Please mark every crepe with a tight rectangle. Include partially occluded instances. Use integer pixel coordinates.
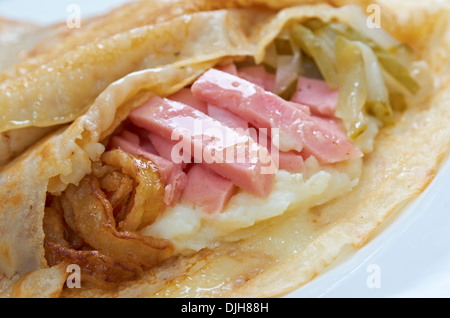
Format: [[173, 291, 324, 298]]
[[0, 0, 449, 298]]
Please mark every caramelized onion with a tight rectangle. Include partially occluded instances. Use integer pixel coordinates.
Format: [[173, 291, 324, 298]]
[[63, 174, 173, 267], [43, 206, 70, 267], [45, 241, 143, 290], [43, 204, 141, 290], [99, 170, 134, 210], [43, 149, 171, 289], [101, 149, 165, 231]]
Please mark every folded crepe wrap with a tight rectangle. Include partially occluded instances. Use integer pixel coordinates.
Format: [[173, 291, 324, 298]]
[[0, 0, 449, 297]]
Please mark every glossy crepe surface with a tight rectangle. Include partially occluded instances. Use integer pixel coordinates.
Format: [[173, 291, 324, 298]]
[[0, 0, 449, 297]]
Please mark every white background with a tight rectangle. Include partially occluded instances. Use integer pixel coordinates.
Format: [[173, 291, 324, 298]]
[[1, 0, 450, 298], [0, 0, 132, 25]]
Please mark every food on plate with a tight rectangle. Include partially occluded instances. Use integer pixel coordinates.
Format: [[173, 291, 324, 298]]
[[0, 0, 449, 298]]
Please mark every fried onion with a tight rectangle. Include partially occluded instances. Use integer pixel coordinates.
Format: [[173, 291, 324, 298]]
[[64, 174, 173, 267], [43, 200, 142, 289], [45, 241, 143, 290], [43, 150, 172, 289], [101, 149, 165, 231]]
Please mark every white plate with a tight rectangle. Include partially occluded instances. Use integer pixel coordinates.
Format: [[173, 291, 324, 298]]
[[1, 0, 449, 298]]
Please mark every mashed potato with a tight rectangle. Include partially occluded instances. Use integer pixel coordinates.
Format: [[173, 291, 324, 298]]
[[140, 156, 363, 254]]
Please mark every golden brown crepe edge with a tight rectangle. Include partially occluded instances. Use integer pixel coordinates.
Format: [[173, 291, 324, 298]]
[[0, 0, 448, 295]]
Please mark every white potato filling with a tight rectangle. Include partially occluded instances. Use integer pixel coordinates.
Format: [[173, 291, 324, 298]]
[[140, 156, 363, 254]]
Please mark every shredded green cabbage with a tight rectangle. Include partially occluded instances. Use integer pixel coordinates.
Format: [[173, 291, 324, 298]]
[[261, 17, 428, 139], [272, 29, 301, 100], [287, 19, 424, 138], [335, 36, 368, 138], [327, 22, 420, 95], [290, 23, 338, 90]]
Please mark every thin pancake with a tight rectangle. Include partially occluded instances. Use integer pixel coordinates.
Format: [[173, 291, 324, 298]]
[[0, 0, 449, 298]]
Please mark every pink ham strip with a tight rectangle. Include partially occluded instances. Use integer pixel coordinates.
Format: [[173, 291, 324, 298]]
[[182, 164, 236, 214], [129, 96, 275, 198], [290, 77, 338, 117], [216, 63, 238, 76], [149, 132, 236, 213], [237, 65, 276, 93], [237, 65, 311, 115], [125, 126, 159, 154], [168, 88, 208, 114], [208, 64, 249, 131], [191, 69, 362, 165], [148, 133, 189, 170], [278, 151, 304, 173], [207, 67, 304, 173], [150, 110, 302, 173], [207, 104, 249, 131], [148, 133, 177, 163], [120, 130, 140, 145], [267, 140, 305, 174], [259, 130, 304, 173], [109, 135, 187, 206], [238, 65, 338, 117]]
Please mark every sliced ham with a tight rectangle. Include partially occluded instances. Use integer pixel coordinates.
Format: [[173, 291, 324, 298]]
[[120, 130, 140, 145], [129, 96, 275, 198], [182, 164, 236, 214], [207, 66, 250, 131], [109, 135, 187, 206], [237, 65, 276, 93], [163, 164, 188, 206], [191, 69, 363, 165], [313, 116, 348, 140], [216, 63, 238, 76], [148, 133, 177, 162], [259, 130, 304, 173], [277, 151, 305, 173], [168, 87, 208, 114], [290, 77, 338, 117], [238, 65, 311, 115], [148, 133, 189, 169], [125, 126, 158, 154], [149, 132, 239, 212], [207, 104, 249, 131]]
